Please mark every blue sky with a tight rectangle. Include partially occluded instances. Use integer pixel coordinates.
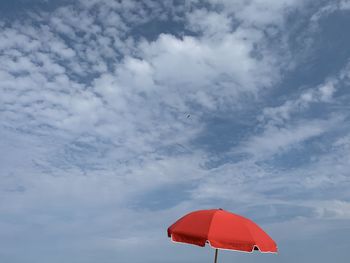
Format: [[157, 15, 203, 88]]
[[1, 0, 350, 262]]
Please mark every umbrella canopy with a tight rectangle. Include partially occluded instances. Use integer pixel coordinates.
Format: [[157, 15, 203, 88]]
[[167, 208, 277, 261]]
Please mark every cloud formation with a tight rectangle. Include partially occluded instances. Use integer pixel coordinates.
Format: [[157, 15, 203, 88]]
[[1, 1, 350, 263]]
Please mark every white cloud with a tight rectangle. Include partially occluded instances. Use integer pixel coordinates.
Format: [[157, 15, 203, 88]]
[[186, 9, 232, 38], [314, 200, 350, 219], [240, 119, 332, 158], [311, 0, 350, 23], [260, 80, 337, 125], [192, 0, 306, 28], [138, 31, 278, 110], [247, 62, 350, 159]]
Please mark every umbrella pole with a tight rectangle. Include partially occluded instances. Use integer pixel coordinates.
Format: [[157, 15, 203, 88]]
[[214, 249, 219, 263]]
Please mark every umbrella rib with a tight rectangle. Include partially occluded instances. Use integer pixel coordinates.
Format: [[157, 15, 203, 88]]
[[206, 209, 220, 247]]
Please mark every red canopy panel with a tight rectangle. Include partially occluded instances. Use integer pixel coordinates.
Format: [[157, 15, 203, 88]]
[[168, 209, 277, 253]]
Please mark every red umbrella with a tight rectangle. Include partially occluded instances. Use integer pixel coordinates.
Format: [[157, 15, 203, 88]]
[[167, 208, 277, 263]]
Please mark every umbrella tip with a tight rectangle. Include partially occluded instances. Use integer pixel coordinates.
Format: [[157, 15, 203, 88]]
[[218, 208, 223, 210]]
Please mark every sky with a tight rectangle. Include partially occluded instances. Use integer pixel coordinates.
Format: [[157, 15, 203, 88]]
[[0, 0, 350, 262]]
